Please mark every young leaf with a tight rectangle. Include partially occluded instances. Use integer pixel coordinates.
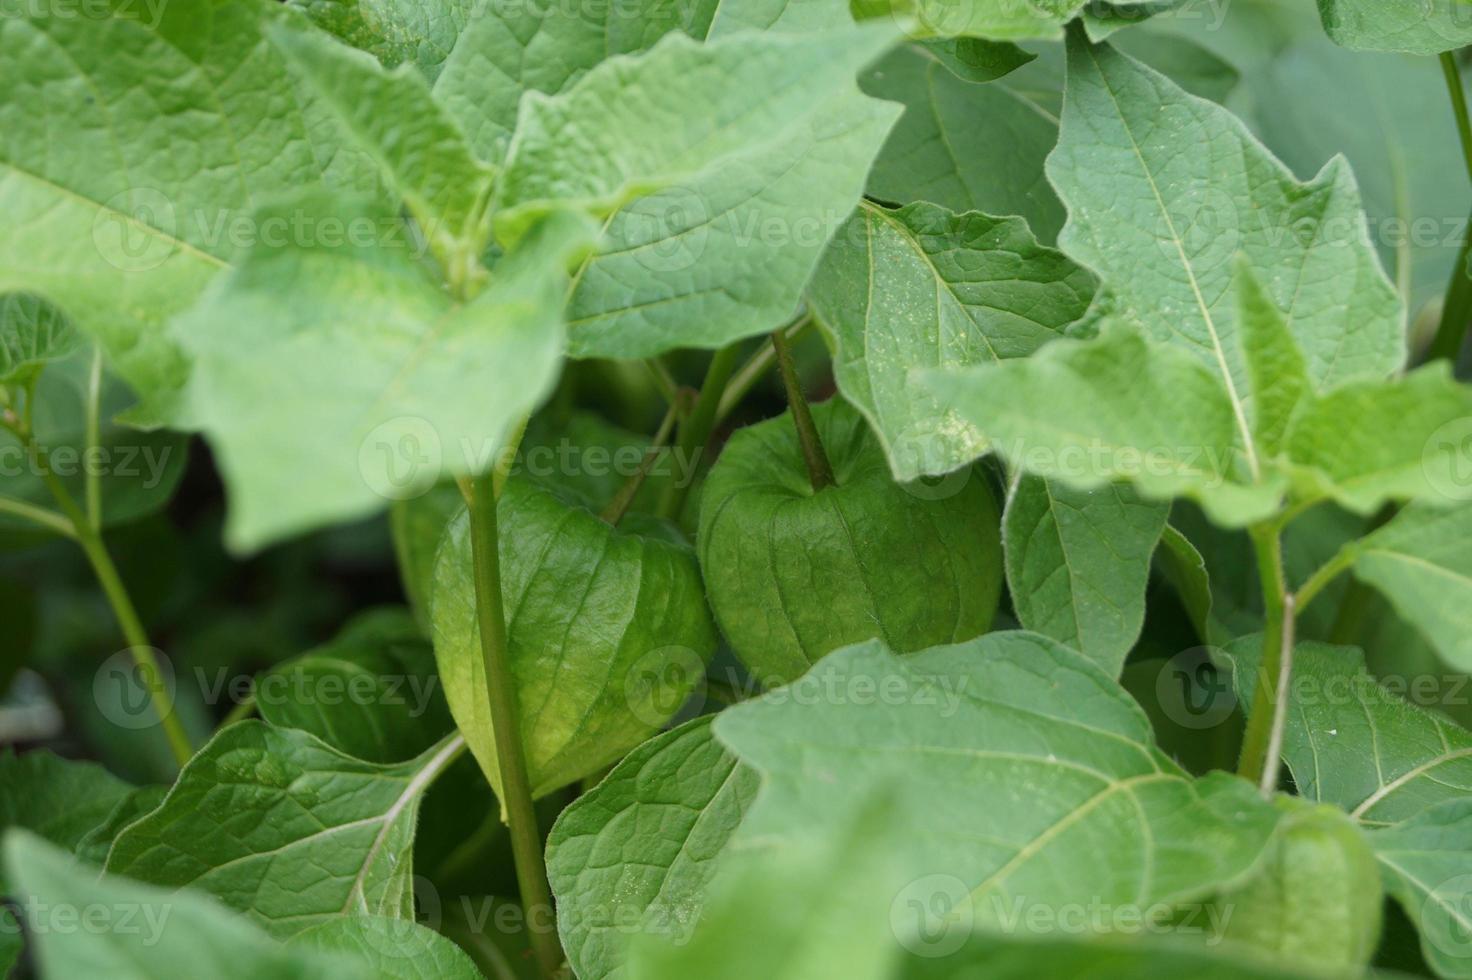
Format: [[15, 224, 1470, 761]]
[[919, 324, 1285, 527], [713, 633, 1288, 934], [0, 749, 131, 890], [1155, 523, 1224, 645], [287, 915, 482, 979], [1224, 638, 1472, 827], [4, 832, 348, 980], [806, 201, 1096, 481], [106, 722, 465, 937], [174, 196, 595, 551], [547, 716, 760, 980], [1348, 503, 1472, 671], [1370, 799, 1472, 976], [0, 293, 82, 385], [255, 608, 454, 764], [1045, 31, 1403, 442], [494, 27, 901, 359], [698, 399, 1003, 685], [267, 22, 497, 280], [431, 475, 717, 800], [0, 0, 381, 420], [1317, 0, 1472, 54], [1003, 476, 1169, 677], [286, 0, 479, 79], [1236, 261, 1310, 458]]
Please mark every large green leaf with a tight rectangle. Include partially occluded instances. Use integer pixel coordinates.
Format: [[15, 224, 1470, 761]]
[[1003, 476, 1168, 676], [431, 475, 717, 800], [106, 723, 465, 937], [494, 27, 900, 359], [0, 0, 379, 420], [4, 831, 347, 980], [1225, 638, 1472, 827], [1348, 503, 1472, 671], [267, 21, 496, 279], [713, 633, 1286, 939], [1371, 799, 1472, 977], [1045, 31, 1402, 428], [1317, 0, 1472, 54], [1254, 37, 1469, 320], [286, 0, 480, 78], [256, 608, 454, 764], [174, 197, 594, 551], [0, 749, 131, 891], [806, 200, 1096, 481], [547, 716, 760, 980]]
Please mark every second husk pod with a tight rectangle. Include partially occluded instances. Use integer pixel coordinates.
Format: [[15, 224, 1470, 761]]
[[698, 398, 1003, 685]]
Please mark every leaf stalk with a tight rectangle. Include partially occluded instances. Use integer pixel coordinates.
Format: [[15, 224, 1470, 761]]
[[772, 326, 835, 492]]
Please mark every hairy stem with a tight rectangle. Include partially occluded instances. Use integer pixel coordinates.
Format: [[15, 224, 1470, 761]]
[[1294, 545, 1357, 614], [3, 410, 191, 766], [716, 315, 813, 425], [772, 327, 834, 492], [658, 343, 742, 520], [465, 470, 562, 979], [1430, 52, 1472, 365], [1237, 525, 1291, 792]]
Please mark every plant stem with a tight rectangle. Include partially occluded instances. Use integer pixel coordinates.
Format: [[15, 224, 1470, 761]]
[[1294, 545, 1357, 614], [715, 316, 813, 425], [2, 413, 192, 766], [1257, 594, 1296, 798], [0, 495, 76, 538], [658, 343, 742, 520], [1237, 524, 1291, 793], [465, 470, 561, 979], [1431, 52, 1472, 365], [600, 402, 678, 526], [84, 345, 104, 530], [218, 692, 258, 729], [772, 327, 834, 492]]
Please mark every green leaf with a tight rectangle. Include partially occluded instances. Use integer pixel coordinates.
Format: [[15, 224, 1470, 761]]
[[1349, 503, 1472, 671], [1237, 261, 1310, 459], [1155, 522, 1223, 645], [256, 608, 454, 764], [432, 0, 707, 165], [0, 908, 18, 978], [698, 399, 1003, 685], [919, 324, 1285, 527], [4, 831, 348, 980], [713, 633, 1287, 936], [1254, 36, 1470, 318], [920, 37, 1037, 81], [806, 200, 1096, 481], [1207, 798, 1383, 972], [1045, 31, 1403, 443], [286, 0, 479, 79], [1317, 0, 1472, 54], [74, 785, 168, 868], [547, 716, 760, 980], [431, 475, 717, 799], [1371, 799, 1472, 977], [286, 915, 482, 979], [0, 749, 131, 891], [1003, 475, 1169, 676], [390, 482, 465, 633], [174, 196, 595, 551], [0, 293, 82, 385], [495, 27, 901, 359], [1224, 638, 1472, 827], [267, 21, 496, 279], [0, 0, 380, 420], [106, 722, 465, 937]]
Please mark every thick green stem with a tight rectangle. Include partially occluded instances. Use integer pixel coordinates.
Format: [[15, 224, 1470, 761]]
[[1431, 53, 1472, 366], [1237, 525, 1291, 793], [1295, 545, 1357, 614], [715, 316, 813, 425], [4, 412, 191, 767], [600, 402, 678, 526], [465, 471, 562, 979], [772, 327, 834, 492], [658, 343, 742, 520], [84, 345, 104, 529]]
